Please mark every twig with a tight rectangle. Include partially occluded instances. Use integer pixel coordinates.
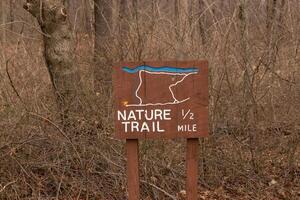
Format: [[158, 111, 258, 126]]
[[27, 112, 83, 165], [0, 180, 17, 193], [4, 23, 28, 110], [96, 171, 177, 199], [5, 57, 27, 109], [0, 20, 50, 37], [140, 180, 177, 200], [55, 167, 65, 200]]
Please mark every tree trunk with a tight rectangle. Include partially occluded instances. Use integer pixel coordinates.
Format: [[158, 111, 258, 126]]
[[174, 0, 180, 40], [266, 0, 277, 35], [118, 0, 129, 60], [174, 0, 189, 59], [238, 0, 256, 124], [238, 0, 259, 173], [9, 0, 14, 31], [82, 0, 92, 33], [198, 0, 207, 46], [1, 0, 6, 44], [94, 0, 112, 92], [24, 0, 81, 127], [119, 0, 129, 34], [265, 0, 285, 69]]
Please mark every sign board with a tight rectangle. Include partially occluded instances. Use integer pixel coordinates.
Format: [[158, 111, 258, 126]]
[[113, 61, 208, 139]]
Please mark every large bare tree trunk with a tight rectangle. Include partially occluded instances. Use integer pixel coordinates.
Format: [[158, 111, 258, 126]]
[[24, 0, 81, 127]]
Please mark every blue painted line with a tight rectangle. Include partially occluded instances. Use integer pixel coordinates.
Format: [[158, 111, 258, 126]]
[[122, 65, 199, 74]]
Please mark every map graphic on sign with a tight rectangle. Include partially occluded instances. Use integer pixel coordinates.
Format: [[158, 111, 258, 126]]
[[122, 65, 199, 107]]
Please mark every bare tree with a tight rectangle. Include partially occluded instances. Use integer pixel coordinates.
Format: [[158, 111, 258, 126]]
[[65, 0, 93, 33], [266, 0, 278, 34], [82, 0, 92, 33], [118, 0, 129, 60], [24, 0, 81, 127], [238, 0, 254, 123], [265, 0, 286, 69], [94, 0, 112, 92], [119, 0, 129, 33], [9, 0, 14, 31], [174, 0, 189, 59], [238, 0, 260, 173], [0, 0, 15, 32], [198, 0, 207, 45], [1, 0, 6, 44]]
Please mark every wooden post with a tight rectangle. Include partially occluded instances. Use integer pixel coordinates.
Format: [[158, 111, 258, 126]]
[[126, 139, 140, 200], [186, 138, 199, 200]]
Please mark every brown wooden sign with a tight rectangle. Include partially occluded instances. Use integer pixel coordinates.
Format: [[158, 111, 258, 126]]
[[113, 61, 208, 200], [113, 61, 208, 139]]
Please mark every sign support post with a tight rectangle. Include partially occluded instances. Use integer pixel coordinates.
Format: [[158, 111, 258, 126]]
[[126, 139, 140, 200], [186, 138, 199, 200]]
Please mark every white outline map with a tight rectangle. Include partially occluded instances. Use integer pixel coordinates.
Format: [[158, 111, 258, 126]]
[[126, 70, 198, 107]]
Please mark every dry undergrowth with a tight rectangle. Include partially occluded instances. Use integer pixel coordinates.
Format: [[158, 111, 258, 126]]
[[0, 0, 299, 199]]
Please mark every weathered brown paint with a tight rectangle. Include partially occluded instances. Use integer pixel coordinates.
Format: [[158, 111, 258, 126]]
[[186, 138, 199, 200], [126, 139, 140, 200], [113, 61, 208, 139]]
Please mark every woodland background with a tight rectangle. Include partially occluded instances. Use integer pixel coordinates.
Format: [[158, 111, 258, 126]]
[[0, 0, 299, 199]]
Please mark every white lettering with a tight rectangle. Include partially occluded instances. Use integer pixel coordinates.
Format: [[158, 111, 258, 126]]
[[122, 121, 130, 132], [131, 121, 139, 132], [154, 109, 163, 120], [135, 109, 144, 120], [117, 109, 172, 121], [145, 110, 153, 120], [140, 122, 150, 132], [178, 125, 184, 131], [164, 109, 171, 120], [177, 124, 197, 132], [118, 110, 126, 121], [127, 111, 136, 120], [118, 109, 174, 133], [157, 121, 165, 132], [192, 124, 197, 131]]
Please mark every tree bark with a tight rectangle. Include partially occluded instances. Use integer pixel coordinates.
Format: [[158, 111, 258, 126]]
[[1, 0, 6, 44], [119, 0, 129, 34], [9, 0, 14, 31], [82, 0, 92, 33], [175, 0, 189, 59], [238, 0, 256, 124], [198, 0, 207, 46], [24, 0, 81, 127], [266, 0, 277, 35], [94, 0, 112, 92], [118, 0, 129, 60], [174, 0, 180, 40], [238, 0, 259, 173]]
